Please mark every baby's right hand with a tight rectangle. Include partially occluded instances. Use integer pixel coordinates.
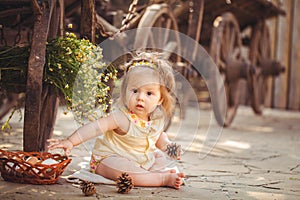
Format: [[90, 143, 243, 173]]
[[47, 138, 74, 156], [165, 143, 181, 160]]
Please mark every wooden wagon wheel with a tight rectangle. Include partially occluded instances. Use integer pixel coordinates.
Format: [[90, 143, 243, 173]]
[[210, 12, 243, 127], [133, 3, 181, 129], [133, 3, 181, 62], [248, 21, 271, 114]]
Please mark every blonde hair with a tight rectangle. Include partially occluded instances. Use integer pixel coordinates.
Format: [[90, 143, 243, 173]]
[[118, 51, 176, 120]]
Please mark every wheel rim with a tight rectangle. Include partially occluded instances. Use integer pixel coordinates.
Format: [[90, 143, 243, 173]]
[[133, 4, 181, 63], [210, 12, 242, 127], [249, 21, 271, 114]]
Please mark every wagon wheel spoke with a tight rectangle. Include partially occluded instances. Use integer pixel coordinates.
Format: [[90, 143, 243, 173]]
[[163, 19, 172, 45], [223, 23, 232, 58], [148, 32, 156, 47], [228, 28, 235, 54], [219, 59, 226, 72], [225, 80, 241, 125], [258, 40, 265, 62], [228, 24, 237, 55], [221, 35, 227, 61], [232, 47, 240, 59], [257, 52, 263, 65], [228, 82, 240, 107], [261, 26, 270, 59], [156, 16, 173, 47], [224, 24, 230, 51]]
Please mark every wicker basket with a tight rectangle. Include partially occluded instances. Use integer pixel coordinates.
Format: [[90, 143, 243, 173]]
[[0, 149, 71, 184]]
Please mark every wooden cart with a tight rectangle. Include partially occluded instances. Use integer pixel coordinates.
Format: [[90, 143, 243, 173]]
[[0, 0, 285, 151], [105, 0, 286, 127]]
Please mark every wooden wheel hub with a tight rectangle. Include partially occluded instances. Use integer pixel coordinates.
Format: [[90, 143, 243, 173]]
[[226, 57, 249, 81], [260, 59, 285, 77]]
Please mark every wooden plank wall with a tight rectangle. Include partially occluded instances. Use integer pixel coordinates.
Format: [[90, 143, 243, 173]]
[[288, 0, 300, 110], [269, 0, 300, 110]]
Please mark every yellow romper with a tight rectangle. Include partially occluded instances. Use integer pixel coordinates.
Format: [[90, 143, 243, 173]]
[[90, 107, 165, 172]]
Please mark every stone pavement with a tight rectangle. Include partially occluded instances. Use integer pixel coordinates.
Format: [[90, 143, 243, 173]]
[[0, 105, 299, 199]]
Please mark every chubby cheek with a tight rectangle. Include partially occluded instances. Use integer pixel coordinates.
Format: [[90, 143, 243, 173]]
[[125, 94, 135, 108], [149, 100, 160, 112], [148, 105, 157, 113]]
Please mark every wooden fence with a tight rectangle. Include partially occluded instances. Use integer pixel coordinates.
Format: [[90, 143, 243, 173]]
[[266, 0, 300, 110]]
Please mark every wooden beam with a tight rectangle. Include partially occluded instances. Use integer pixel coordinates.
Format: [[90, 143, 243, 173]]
[[0, 7, 32, 19], [23, 0, 50, 152], [0, 0, 30, 5]]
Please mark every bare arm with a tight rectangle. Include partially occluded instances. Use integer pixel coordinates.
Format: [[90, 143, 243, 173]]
[[155, 131, 171, 150], [66, 113, 120, 146], [47, 109, 129, 155], [156, 132, 181, 160]]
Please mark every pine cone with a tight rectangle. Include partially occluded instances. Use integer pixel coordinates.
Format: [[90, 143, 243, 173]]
[[116, 172, 134, 193], [166, 143, 181, 159], [80, 181, 97, 196]]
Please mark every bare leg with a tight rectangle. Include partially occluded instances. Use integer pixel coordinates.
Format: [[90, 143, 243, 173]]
[[95, 156, 185, 189]]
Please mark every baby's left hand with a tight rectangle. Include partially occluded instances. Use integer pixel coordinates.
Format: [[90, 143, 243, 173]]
[[165, 143, 181, 160], [47, 138, 73, 156]]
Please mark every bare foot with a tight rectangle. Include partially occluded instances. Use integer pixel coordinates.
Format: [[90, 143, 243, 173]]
[[162, 172, 185, 189]]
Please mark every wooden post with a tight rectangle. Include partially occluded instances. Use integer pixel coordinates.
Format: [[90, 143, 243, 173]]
[[80, 0, 95, 42], [288, 0, 300, 110], [38, 84, 59, 151], [38, 0, 63, 151], [23, 0, 50, 151]]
